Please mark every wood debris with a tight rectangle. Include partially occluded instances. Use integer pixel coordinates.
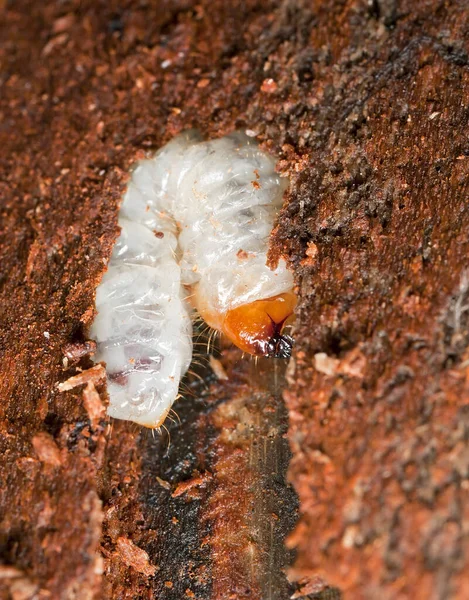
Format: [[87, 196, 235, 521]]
[[115, 537, 157, 577], [82, 381, 106, 428], [57, 365, 105, 392], [172, 471, 213, 498], [209, 355, 228, 380], [31, 433, 62, 467]]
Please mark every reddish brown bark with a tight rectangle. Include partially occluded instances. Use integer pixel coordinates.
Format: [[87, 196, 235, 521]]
[[0, 1, 468, 599]]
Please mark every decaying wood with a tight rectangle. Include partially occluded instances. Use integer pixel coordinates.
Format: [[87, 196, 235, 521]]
[[1, 1, 468, 599]]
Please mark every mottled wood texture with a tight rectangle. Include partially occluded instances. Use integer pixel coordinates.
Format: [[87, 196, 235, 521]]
[[0, 1, 468, 599]]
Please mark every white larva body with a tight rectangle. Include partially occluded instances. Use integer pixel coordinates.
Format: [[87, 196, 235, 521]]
[[91, 131, 293, 427], [171, 131, 292, 314]]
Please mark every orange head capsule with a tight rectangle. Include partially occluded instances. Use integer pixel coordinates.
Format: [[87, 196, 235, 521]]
[[222, 292, 296, 357], [197, 291, 296, 358]]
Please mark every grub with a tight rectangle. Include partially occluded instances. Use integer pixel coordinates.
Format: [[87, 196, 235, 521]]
[[1, 1, 468, 598]]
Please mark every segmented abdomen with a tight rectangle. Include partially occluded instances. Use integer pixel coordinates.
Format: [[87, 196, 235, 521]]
[[90, 157, 192, 427]]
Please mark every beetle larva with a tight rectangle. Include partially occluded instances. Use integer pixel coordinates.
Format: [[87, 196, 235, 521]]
[[90, 131, 294, 427]]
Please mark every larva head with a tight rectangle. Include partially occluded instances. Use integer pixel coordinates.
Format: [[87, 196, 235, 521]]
[[222, 292, 296, 358]]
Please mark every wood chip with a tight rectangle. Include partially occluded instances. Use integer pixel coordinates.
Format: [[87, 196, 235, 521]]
[[32, 432, 62, 467], [0, 566, 24, 579], [261, 78, 278, 93], [82, 381, 106, 428], [209, 356, 228, 381], [314, 349, 367, 379], [57, 364, 105, 391], [116, 537, 157, 576], [172, 472, 212, 498], [9, 577, 39, 600], [52, 14, 75, 34], [42, 33, 68, 57], [313, 352, 339, 376], [339, 347, 367, 379], [156, 476, 171, 491], [305, 241, 318, 259]]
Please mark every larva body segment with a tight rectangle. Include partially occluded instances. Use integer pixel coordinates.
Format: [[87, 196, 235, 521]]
[[91, 131, 294, 427], [168, 132, 294, 356], [90, 140, 195, 427], [172, 132, 293, 309]]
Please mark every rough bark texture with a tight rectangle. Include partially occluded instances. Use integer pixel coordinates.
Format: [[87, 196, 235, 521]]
[[1, 1, 468, 599]]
